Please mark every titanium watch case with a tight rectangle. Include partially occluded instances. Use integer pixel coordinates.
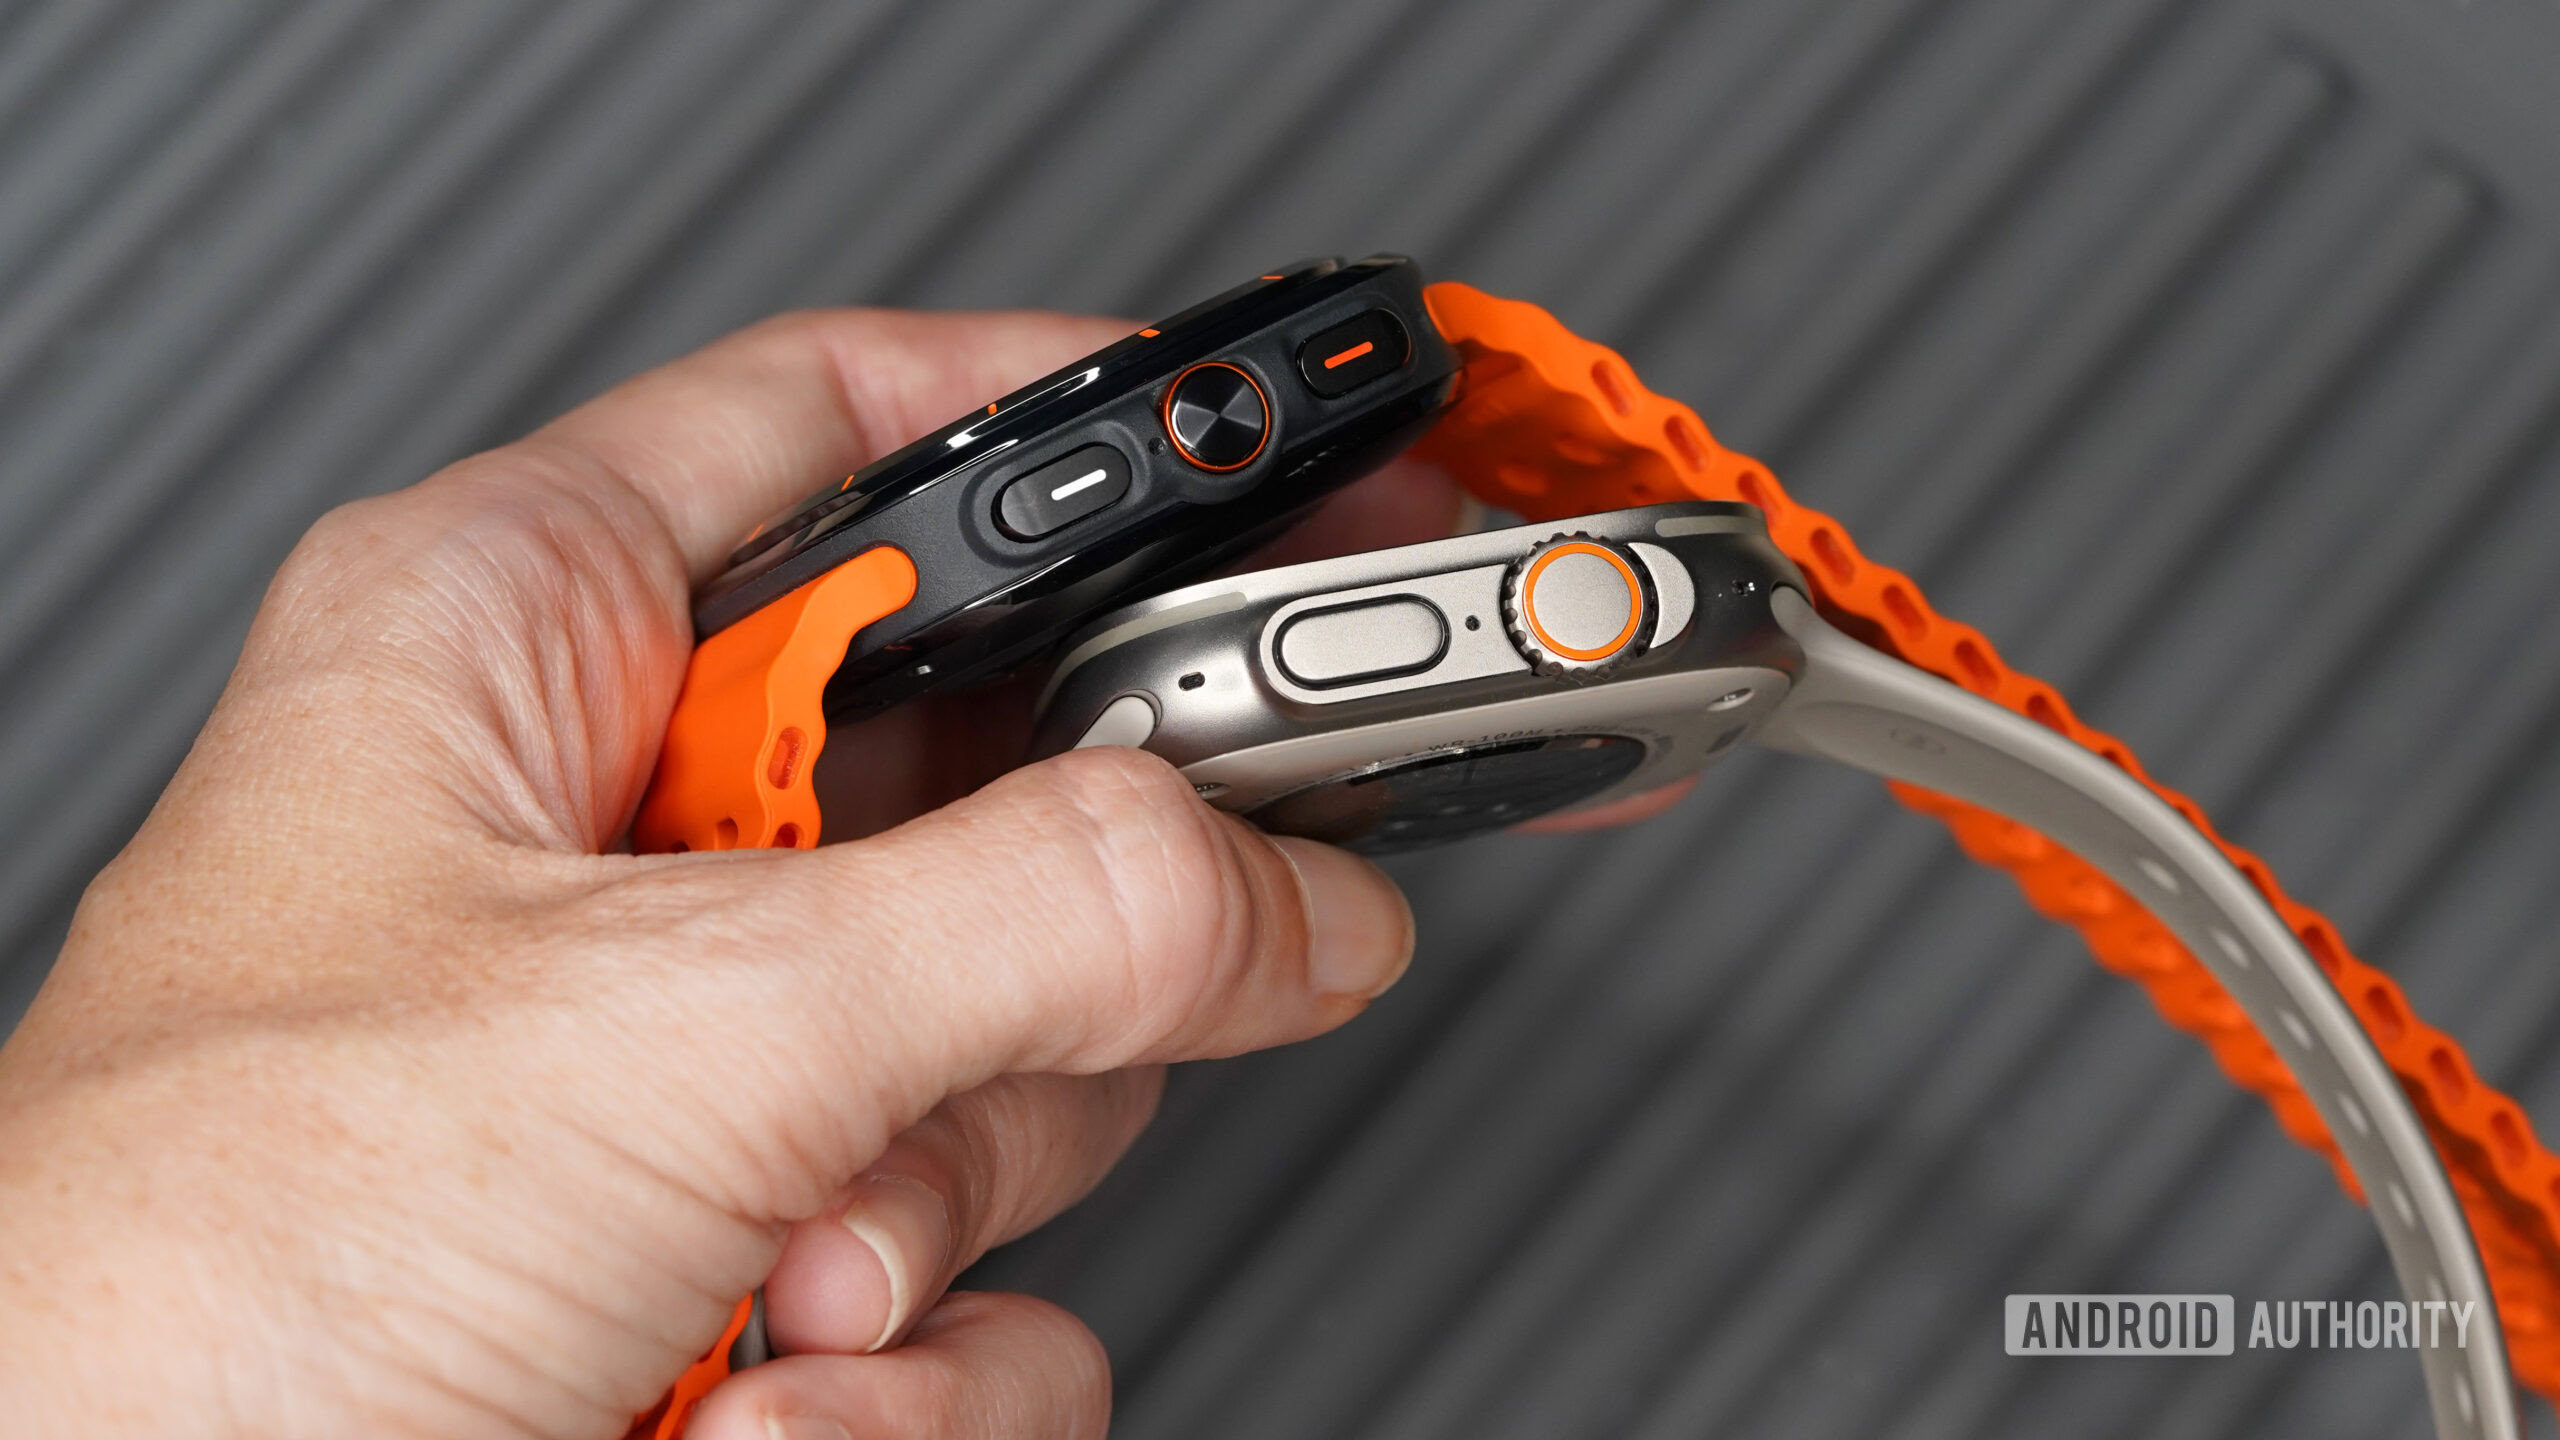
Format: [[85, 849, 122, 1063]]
[[694, 255, 1459, 723], [1028, 501, 2519, 1440], [1028, 502, 1804, 851]]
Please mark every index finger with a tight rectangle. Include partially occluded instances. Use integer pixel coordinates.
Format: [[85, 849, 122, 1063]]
[[533, 309, 1134, 581]]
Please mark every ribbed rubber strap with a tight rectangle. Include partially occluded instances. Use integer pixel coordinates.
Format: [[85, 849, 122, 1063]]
[[623, 545, 918, 1436], [1410, 279, 2560, 1401], [634, 545, 917, 854]]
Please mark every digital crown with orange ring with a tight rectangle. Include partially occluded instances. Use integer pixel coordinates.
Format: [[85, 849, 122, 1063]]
[[1503, 535, 1650, 675], [1160, 360, 1270, 471]]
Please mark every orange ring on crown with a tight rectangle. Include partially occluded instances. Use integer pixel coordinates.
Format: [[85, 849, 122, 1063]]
[[1160, 361, 1271, 472], [1520, 540, 1644, 661]]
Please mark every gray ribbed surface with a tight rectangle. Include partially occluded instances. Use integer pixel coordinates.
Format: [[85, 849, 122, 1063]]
[[7, 2, 2560, 1435]]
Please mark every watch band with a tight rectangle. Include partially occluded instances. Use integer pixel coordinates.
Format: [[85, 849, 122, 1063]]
[[626, 549, 912, 1438], [625, 283, 2559, 1431], [634, 545, 917, 854], [1409, 280, 2560, 1412], [1760, 588, 2510, 1438]]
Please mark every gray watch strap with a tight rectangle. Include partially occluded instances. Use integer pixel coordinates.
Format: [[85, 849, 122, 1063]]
[[1753, 587, 2514, 1440]]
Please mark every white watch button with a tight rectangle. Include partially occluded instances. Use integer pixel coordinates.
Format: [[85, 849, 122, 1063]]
[[1073, 693, 1158, 749], [1274, 596, 1449, 688]]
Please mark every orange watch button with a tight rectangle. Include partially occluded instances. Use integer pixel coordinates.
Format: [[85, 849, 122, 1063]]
[[1296, 309, 1411, 397]]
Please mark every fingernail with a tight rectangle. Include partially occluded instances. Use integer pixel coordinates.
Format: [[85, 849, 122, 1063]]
[[838, 1171, 952, 1352], [1272, 837, 1415, 999], [764, 1418, 852, 1440]]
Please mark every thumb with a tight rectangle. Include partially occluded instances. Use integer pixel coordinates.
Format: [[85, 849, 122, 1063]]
[[584, 745, 1413, 1210]]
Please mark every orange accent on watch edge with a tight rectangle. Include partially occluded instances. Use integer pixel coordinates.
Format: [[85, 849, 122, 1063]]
[[1159, 360, 1270, 473], [634, 544, 918, 854], [1323, 339, 1376, 370], [1521, 540, 1642, 661], [1413, 279, 2560, 1404]]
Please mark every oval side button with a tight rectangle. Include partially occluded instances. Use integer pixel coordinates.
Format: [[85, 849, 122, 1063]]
[[997, 444, 1132, 541], [1296, 309, 1411, 397], [1274, 596, 1449, 688]]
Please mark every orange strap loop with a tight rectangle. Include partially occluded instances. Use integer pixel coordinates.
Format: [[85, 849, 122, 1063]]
[[634, 545, 917, 855], [624, 548, 915, 1437], [1411, 279, 2560, 1401]]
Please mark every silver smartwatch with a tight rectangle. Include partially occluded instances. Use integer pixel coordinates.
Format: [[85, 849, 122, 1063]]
[[1029, 501, 2517, 1440]]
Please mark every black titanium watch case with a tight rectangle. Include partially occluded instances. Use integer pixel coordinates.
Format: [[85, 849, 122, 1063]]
[[693, 256, 1460, 722], [1027, 503, 1809, 853]]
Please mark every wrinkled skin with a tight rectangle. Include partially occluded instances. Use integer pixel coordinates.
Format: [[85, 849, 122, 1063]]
[[0, 307, 1681, 1440]]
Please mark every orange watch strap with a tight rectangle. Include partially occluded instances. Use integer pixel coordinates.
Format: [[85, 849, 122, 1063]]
[[620, 545, 914, 1436], [634, 544, 918, 855], [624, 1294, 755, 1440], [1412, 279, 2560, 1402]]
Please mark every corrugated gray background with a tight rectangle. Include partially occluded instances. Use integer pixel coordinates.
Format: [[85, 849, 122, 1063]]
[[6, 1, 2560, 1434]]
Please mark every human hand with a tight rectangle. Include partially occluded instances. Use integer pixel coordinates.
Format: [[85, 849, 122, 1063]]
[[0, 308, 1428, 1440]]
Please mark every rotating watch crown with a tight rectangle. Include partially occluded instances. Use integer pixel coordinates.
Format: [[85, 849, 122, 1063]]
[[1502, 534, 1653, 678]]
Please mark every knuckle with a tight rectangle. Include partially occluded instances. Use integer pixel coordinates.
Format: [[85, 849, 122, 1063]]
[[272, 495, 400, 596], [931, 1292, 1109, 1427], [271, 457, 558, 617], [1006, 749, 1283, 1051], [265, 446, 685, 692], [933, 1071, 1156, 1241], [246, 495, 436, 671], [916, 1086, 1021, 1234], [729, 306, 890, 380]]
